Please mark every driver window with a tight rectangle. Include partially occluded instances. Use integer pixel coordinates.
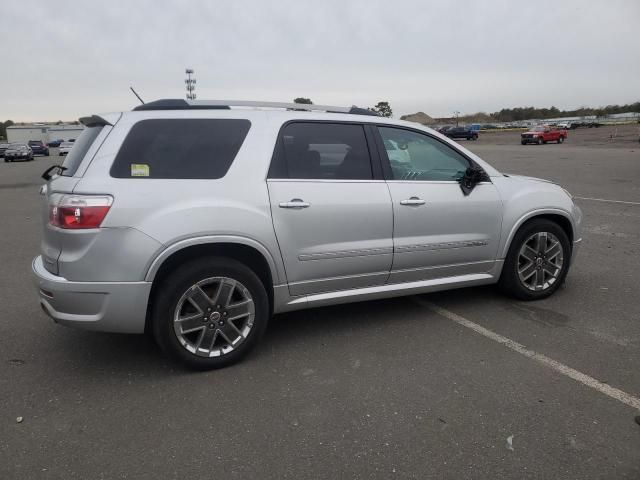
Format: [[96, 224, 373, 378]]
[[378, 127, 469, 181]]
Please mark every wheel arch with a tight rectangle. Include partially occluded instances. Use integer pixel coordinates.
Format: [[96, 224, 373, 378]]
[[144, 237, 283, 332], [501, 209, 575, 259]]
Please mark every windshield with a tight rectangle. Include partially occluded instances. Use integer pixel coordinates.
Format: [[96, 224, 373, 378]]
[[10, 143, 26, 148], [532, 126, 547, 132], [60, 126, 104, 176]]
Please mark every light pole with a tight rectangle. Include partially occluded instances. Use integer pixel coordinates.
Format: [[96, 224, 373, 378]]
[[453, 111, 460, 127], [185, 69, 196, 100]]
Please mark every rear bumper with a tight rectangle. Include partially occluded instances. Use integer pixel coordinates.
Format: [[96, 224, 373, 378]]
[[32, 255, 151, 333]]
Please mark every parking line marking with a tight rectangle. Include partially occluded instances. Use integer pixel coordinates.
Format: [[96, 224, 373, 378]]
[[574, 196, 640, 206], [419, 300, 640, 411]]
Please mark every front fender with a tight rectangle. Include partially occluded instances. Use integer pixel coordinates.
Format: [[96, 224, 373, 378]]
[[500, 207, 577, 259], [493, 176, 581, 259]]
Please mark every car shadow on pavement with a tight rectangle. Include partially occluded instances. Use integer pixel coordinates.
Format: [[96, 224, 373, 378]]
[[46, 285, 511, 374]]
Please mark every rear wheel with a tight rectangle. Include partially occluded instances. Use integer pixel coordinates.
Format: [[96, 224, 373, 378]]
[[558, 136, 564, 144], [521, 140, 527, 145], [537, 137, 543, 145], [499, 219, 571, 300], [152, 257, 269, 370]]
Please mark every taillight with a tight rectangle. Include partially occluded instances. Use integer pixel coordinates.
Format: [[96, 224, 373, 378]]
[[48, 194, 113, 229]]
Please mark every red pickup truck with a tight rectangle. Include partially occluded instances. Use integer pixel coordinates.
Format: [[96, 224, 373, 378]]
[[521, 126, 567, 145]]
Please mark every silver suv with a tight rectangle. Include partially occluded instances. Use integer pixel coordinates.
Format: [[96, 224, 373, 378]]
[[33, 99, 582, 369]]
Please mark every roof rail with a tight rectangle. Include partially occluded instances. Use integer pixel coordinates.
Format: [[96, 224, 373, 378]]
[[133, 99, 380, 116]]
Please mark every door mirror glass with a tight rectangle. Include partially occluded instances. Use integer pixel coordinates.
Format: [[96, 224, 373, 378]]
[[459, 166, 486, 196]]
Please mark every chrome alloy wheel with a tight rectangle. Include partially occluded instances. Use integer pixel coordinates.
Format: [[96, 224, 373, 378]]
[[173, 277, 255, 357], [517, 232, 564, 291]]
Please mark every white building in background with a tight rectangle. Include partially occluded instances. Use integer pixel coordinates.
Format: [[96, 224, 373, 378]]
[[6, 124, 84, 144]]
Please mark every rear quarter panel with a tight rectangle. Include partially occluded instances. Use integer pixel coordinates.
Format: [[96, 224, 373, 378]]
[[72, 110, 287, 285]]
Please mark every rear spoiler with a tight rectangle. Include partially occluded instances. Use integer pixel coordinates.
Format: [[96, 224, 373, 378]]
[[79, 115, 112, 127]]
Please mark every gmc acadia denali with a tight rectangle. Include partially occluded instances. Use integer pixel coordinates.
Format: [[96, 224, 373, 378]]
[[33, 99, 582, 369]]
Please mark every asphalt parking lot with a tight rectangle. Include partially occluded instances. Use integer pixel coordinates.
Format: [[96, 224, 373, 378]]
[[1, 128, 639, 479]]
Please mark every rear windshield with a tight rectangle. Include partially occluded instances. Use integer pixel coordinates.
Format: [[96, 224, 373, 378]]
[[61, 126, 103, 176], [110, 119, 251, 179]]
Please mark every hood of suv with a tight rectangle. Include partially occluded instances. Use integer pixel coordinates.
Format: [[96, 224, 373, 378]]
[[504, 174, 555, 185]]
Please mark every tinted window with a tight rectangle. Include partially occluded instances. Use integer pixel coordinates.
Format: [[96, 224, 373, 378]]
[[110, 119, 251, 179], [270, 122, 372, 180], [61, 126, 102, 176], [379, 127, 469, 181]]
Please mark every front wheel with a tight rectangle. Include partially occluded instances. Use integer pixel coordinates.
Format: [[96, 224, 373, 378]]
[[152, 257, 269, 370], [499, 219, 571, 300], [537, 138, 543, 145], [558, 136, 564, 144]]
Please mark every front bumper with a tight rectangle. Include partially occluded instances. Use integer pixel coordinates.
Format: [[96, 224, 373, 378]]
[[32, 255, 151, 333]]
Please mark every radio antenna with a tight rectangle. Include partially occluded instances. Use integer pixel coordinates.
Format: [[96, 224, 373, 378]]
[[130, 86, 145, 104]]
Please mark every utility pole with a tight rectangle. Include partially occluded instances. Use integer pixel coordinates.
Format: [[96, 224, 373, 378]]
[[453, 111, 460, 127], [185, 69, 196, 100]]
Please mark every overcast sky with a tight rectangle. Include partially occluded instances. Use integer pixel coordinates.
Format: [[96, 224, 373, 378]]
[[2, 0, 638, 121]]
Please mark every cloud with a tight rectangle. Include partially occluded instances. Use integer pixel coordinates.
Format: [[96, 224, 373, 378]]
[[2, 0, 638, 120]]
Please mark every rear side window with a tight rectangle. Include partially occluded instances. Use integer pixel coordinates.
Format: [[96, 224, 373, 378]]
[[61, 126, 103, 176], [269, 122, 373, 180], [110, 119, 251, 179]]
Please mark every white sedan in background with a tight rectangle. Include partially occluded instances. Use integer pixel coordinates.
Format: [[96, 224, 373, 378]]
[[59, 142, 74, 156]]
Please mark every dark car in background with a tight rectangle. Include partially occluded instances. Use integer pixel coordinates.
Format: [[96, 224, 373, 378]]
[[4, 143, 33, 162], [443, 126, 478, 140], [28, 140, 50, 156], [47, 139, 64, 147], [0, 143, 9, 158]]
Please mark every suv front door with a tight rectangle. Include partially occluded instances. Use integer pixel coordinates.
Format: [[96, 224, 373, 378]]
[[376, 126, 502, 283], [267, 122, 393, 296]]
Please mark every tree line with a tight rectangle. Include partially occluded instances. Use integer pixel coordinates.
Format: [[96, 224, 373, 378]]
[[0, 120, 14, 140], [294, 98, 393, 117], [489, 101, 640, 122]]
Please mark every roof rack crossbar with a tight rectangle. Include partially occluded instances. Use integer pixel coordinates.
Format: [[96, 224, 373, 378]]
[[133, 99, 379, 116]]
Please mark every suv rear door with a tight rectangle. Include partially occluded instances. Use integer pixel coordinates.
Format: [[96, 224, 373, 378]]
[[267, 121, 393, 296]]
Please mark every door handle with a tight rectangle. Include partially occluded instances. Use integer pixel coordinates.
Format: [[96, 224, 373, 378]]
[[400, 197, 426, 206], [279, 199, 310, 209]]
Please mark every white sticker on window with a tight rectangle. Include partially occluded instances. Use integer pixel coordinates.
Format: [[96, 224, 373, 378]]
[[131, 164, 150, 177]]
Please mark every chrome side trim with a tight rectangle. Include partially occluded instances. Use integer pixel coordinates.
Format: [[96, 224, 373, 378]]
[[267, 179, 386, 184], [276, 272, 496, 312], [395, 240, 488, 254], [298, 247, 393, 261], [287, 269, 391, 287]]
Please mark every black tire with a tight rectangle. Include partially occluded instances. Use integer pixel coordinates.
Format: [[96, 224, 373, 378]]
[[521, 140, 527, 145], [499, 218, 571, 301], [558, 136, 564, 144], [537, 138, 543, 145], [472, 135, 478, 141], [152, 256, 269, 370]]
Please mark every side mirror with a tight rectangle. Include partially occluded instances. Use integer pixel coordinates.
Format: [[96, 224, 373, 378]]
[[459, 166, 485, 196]]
